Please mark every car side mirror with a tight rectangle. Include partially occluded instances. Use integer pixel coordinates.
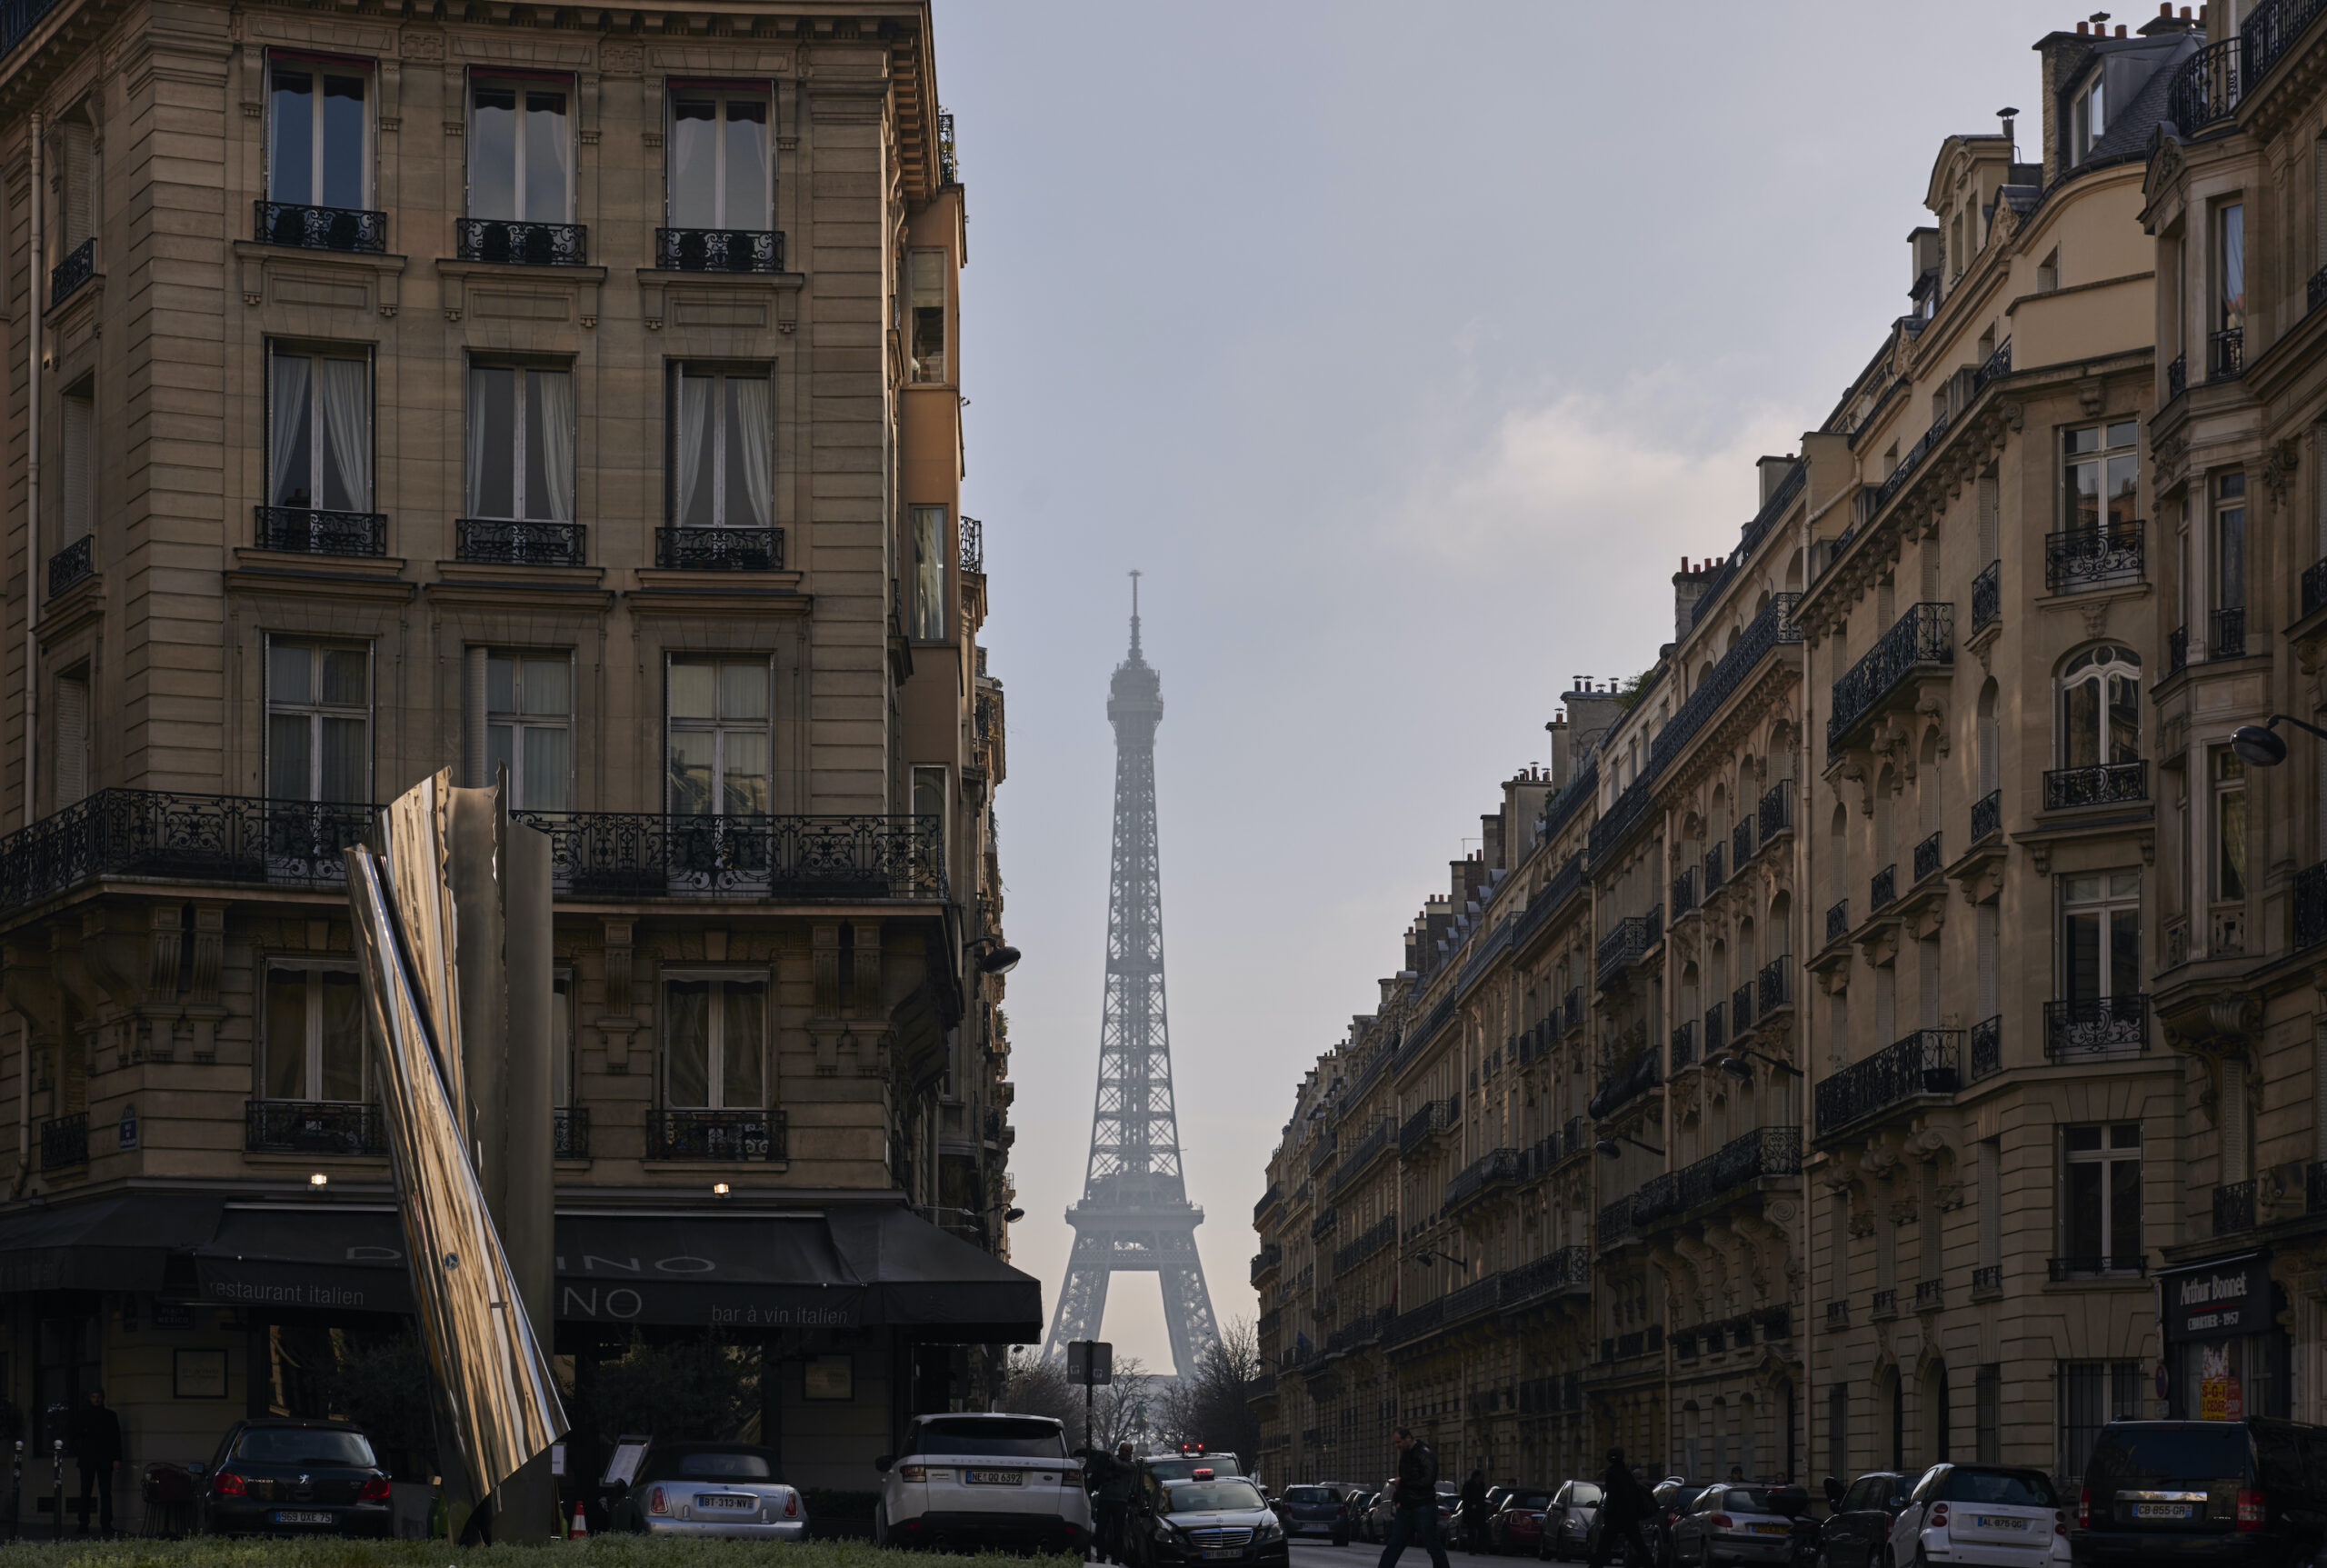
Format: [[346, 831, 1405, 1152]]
[[874, 1455, 894, 1473]]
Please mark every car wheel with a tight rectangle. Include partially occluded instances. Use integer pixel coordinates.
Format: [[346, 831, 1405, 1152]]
[[873, 1504, 889, 1548]]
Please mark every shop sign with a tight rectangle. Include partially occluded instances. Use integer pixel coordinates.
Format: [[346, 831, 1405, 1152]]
[[2164, 1254, 2261, 1343]]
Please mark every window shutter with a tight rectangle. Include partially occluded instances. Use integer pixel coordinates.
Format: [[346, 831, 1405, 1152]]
[[1977, 901, 2000, 1020], [62, 393, 93, 544], [62, 123, 92, 247], [1979, 472, 2000, 562], [55, 670, 88, 804], [464, 646, 488, 788]]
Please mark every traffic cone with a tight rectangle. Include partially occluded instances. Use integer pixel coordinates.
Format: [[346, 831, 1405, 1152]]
[[569, 1500, 590, 1541]]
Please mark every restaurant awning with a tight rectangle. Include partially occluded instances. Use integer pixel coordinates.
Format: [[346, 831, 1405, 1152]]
[[0, 1193, 225, 1293]]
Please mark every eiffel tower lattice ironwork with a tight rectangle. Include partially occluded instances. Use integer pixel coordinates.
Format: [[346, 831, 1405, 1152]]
[[1045, 576, 1220, 1372]]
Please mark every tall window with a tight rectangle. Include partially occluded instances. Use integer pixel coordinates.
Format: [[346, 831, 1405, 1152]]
[[908, 250, 946, 382], [268, 62, 367, 207], [664, 975, 765, 1108], [910, 504, 948, 639], [2062, 1123, 2142, 1268], [2061, 870, 2141, 1007], [553, 972, 574, 1108], [269, 346, 372, 512], [266, 640, 369, 802], [2212, 749, 2248, 901], [2059, 1362, 2143, 1483], [667, 89, 769, 229], [2215, 472, 2246, 612], [2218, 202, 2245, 333], [2072, 75, 2104, 163], [1975, 1366, 2001, 1464], [483, 652, 572, 810], [670, 367, 773, 528], [470, 77, 571, 222], [466, 364, 573, 521], [265, 963, 365, 1102], [2062, 421, 2138, 534], [667, 657, 771, 815], [55, 665, 89, 805], [2057, 644, 2140, 768], [60, 383, 92, 548]]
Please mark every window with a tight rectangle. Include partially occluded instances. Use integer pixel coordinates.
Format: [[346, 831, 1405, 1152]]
[[2072, 75, 2104, 163], [2214, 472, 2246, 612], [469, 76, 571, 222], [910, 504, 948, 639], [2212, 749, 2247, 901], [1825, 1383, 1848, 1484], [2058, 1361, 2142, 1483], [669, 367, 773, 528], [2038, 248, 2059, 294], [2062, 1123, 2142, 1268], [269, 347, 372, 512], [664, 975, 765, 1108], [268, 61, 368, 207], [481, 651, 572, 810], [59, 383, 92, 549], [266, 640, 369, 802], [666, 657, 771, 815], [2057, 645, 2140, 768], [2062, 420, 2138, 534], [55, 665, 88, 805], [1976, 1139, 2001, 1275], [554, 971, 574, 1108], [908, 250, 946, 382], [667, 89, 770, 229], [2218, 202, 2244, 332], [466, 363, 573, 521], [265, 963, 365, 1102], [1975, 1364, 2001, 1463], [2061, 870, 2140, 1006]]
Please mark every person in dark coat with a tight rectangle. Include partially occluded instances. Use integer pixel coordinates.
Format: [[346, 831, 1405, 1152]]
[[1086, 1441, 1137, 1564], [1586, 1449, 1655, 1568], [1378, 1427, 1450, 1568], [1458, 1468, 1489, 1553], [66, 1390, 121, 1535]]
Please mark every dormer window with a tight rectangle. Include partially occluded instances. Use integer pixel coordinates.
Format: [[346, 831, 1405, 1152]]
[[2072, 75, 2104, 164]]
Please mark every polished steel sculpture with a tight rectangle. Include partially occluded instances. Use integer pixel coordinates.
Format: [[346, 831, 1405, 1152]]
[[345, 772, 564, 1527]]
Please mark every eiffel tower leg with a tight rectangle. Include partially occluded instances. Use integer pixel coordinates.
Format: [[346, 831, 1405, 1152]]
[[1044, 1232, 1114, 1360], [1157, 1250, 1220, 1376]]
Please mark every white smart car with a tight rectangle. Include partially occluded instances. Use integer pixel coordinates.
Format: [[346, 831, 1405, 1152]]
[[874, 1412, 1093, 1553], [1885, 1463, 2068, 1568]]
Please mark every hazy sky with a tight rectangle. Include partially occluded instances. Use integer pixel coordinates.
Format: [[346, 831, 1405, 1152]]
[[944, 0, 2047, 1373]]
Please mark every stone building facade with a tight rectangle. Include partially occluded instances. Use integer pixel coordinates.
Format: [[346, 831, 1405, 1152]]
[[0, 0, 1027, 1517]]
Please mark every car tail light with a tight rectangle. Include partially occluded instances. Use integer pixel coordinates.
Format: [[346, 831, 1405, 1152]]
[[358, 1477, 392, 1503], [2235, 1491, 2264, 1531], [899, 1464, 928, 1481], [211, 1472, 247, 1497], [784, 1492, 799, 1519], [2076, 1489, 2090, 1530], [1930, 1505, 1949, 1529], [1194, 1469, 1214, 1481], [648, 1486, 668, 1515], [2053, 1511, 2066, 1537], [1711, 1514, 1734, 1530]]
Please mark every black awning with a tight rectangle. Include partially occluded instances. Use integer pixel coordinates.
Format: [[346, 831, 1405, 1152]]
[[0, 1193, 224, 1293], [827, 1203, 1044, 1342], [194, 1203, 414, 1314], [554, 1211, 864, 1330]]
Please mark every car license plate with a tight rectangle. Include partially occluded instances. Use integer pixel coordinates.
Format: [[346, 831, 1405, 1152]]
[[1976, 1516, 2028, 1531], [697, 1495, 754, 1511], [965, 1470, 1022, 1485], [1753, 1524, 1790, 1535], [1203, 1551, 1243, 1561], [272, 1511, 335, 1524], [2133, 1504, 2192, 1521]]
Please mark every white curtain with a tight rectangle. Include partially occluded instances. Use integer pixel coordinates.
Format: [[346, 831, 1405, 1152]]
[[270, 354, 311, 507], [533, 369, 574, 521], [732, 376, 772, 527], [317, 357, 371, 510], [673, 375, 711, 525], [465, 365, 494, 516]]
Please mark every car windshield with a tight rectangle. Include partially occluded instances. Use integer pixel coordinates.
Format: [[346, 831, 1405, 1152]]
[[1715, 1489, 1776, 1513], [646, 1450, 775, 1482], [1941, 1470, 2054, 1506], [2087, 1428, 2250, 1485], [1571, 1484, 1603, 1504], [234, 1428, 376, 1467], [1171, 1482, 1263, 1513], [1513, 1493, 1553, 1510], [914, 1419, 1067, 1460], [1286, 1488, 1337, 1503]]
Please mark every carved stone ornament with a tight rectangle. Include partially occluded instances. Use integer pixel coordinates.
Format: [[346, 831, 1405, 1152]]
[[2079, 597, 2112, 639], [2078, 380, 2106, 416], [2262, 438, 2302, 505], [1997, 399, 2026, 433]]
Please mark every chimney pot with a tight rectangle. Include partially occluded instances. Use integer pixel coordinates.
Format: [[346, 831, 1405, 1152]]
[[2182, 5, 2192, 15], [2157, 2, 2168, 12], [2076, 19, 2088, 31], [2116, 23, 2126, 33]]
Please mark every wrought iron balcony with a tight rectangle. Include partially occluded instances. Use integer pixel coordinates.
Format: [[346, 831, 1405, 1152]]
[[1563, 988, 1582, 1030], [2210, 325, 2243, 381], [647, 1107, 785, 1161], [960, 514, 984, 573], [1325, 1117, 1393, 1197], [1972, 789, 2001, 841], [455, 217, 587, 265], [2306, 558, 2327, 620], [2048, 1254, 2146, 1281], [1913, 832, 1942, 884], [49, 237, 93, 307], [2043, 761, 2147, 810], [2167, 35, 2241, 132], [1443, 1148, 1523, 1213], [1972, 335, 2012, 392], [1595, 1194, 1639, 1250], [39, 1112, 86, 1171], [1758, 957, 1792, 1015], [1869, 1288, 1897, 1319], [1669, 1020, 1696, 1070], [1251, 1243, 1283, 1284], [0, 789, 377, 914], [1759, 778, 1793, 841], [2169, 624, 2190, 673], [245, 1099, 386, 1156], [2045, 521, 2143, 594], [1590, 1049, 1659, 1121], [1914, 1279, 1943, 1311], [1648, 593, 1803, 776], [1972, 558, 2000, 630], [1253, 1183, 1283, 1223], [1503, 1245, 1589, 1306], [1971, 1015, 2000, 1080], [2211, 606, 2247, 659], [511, 810, 945, 901], [1972, 1265, 2002, 1296], [655, 525, 784, 571], [1871, 864, 1898, 913], [1829, 603, 1952, 756], [1823, 1299, 1849, 1328], [255, 504, 387, 557], [1634, 1126, 1802, 1228], [1815, 1028, 1962, 1140], [1703, 843, 1725, 894], [2312, 1161, 2327, 1216], [1732, 984, 1753, 1037], [1825, 899, 1849, 944], [2167, 353, 2188, 401], [653, 226, 784, 273], [2043, 994, 2148, 1060], [46, 535, 93, 596], [2212, 1179, 2255, 1237], [1703, 1004, 1725, 1059], [1594, 914, 1652, 990], [1671, 867, 1698, 920], [1732, 817, 1753, 867], [2296, 862, 2327, 951], [457, 518, 586, 566], [254, 199, 386, 254], [1331, 1216, 1396, 1276], [1305, 1130, 1338, 1173], [554, 1107, 592, 1159], [1309, 1204, 1339, 1241], [1397, 1096, 1455, 1157]]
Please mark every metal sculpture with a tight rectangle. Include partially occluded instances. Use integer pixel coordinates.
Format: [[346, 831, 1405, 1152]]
[[1046, 579, 1221, 1373]]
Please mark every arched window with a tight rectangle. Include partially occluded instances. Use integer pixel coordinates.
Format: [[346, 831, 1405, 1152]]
[[2058, 644, 2141, 768]]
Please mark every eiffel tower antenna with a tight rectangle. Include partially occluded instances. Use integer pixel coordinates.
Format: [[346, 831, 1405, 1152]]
[[1044, 579, 1220, 1372]]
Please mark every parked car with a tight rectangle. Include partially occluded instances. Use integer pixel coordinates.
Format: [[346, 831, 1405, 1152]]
[[1366, 1485, 1400, 1543], [2071, 1419, 2327, 1568], [1669, 1484, 1799, 1567], [874, 1412, 1090, 1553], [1142, 1474, 1290, 1568], [1653, 1481, 1709, 1568], [608, 1442, 805, 1539], [1879, 1463, 2060, 1568], [1543, 1480, 1605, 1560], [1277, 1484, 1353, 1544], [1819, 1473, 1913, 1568], [199, 1418, 392, 1537], [1491, 1490, 1556, 1555]]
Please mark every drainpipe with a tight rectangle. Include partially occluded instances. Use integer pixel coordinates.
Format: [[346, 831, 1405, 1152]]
[[22, 112, 40, 830]]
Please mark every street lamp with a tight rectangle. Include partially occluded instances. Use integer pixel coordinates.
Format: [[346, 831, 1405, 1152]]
[[2230, 714, 2327, 767], [1414, 1250, 1471, 1273], [1595, 1134, 1664, 1160], [1717, 1048, 1804, 1082], [967, 938, 1023, 974]]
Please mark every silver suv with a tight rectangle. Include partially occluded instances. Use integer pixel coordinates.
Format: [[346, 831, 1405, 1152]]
[[874, 1413, 1093, 1553]]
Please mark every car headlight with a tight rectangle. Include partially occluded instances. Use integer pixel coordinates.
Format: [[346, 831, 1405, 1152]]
[[1155, 1521, 1180, 1543], [1255, 1518, 1284, 1542]]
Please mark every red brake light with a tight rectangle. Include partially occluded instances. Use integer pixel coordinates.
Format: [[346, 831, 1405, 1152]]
[[1194, 1468, 1213, 1480], [784, 1491, 799, 1519], [648, 1485, 668, 1514], [1930, 1505, 1949, 1529], [2235, 1490, 2264, 1531], [2076, 1488, 2090, 1530], [357, 1477, 391, 1503], [211, 1472, 247, 1497], [2054, 1511, 2067, 1536], [1711, 1514, 1734, 1530]]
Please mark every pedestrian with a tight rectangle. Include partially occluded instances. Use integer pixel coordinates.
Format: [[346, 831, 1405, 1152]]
[[66, 1390, 120, 1537], [1458, 1466, 1489, 1553], [1585, 1449, 1655, 1568], [1094, 1441, 1137, 1563], [1377, 1427, 1451, 1568], [1727, 1465, 1746, 1484]]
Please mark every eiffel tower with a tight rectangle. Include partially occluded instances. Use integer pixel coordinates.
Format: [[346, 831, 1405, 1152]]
[[1044, 575, 1220, 1374]]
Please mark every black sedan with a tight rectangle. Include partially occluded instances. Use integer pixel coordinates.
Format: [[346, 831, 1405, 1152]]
[[1144, 1476, 1291, 1568], [200, 1418, 393, 1536]]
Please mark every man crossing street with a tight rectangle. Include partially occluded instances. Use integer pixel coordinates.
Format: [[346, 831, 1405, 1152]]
[[1585, 1450, 1655, 1568], [1378, 1427, 1450, 1568]]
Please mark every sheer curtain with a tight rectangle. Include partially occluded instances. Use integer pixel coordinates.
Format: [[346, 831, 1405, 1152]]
[[270, 354, 311, 506], [721, 981, 765, 1107], [532, 369, 574, 521], [465, 365, 494, 516], [732, 376, 773, 527], [666, 981, 711, 1107], [672, 375, 712, 526], [317, 357, 371, 511]]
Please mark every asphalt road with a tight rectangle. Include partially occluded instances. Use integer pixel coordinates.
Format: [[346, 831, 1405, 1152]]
[[1292, 1535, 1521, 1568]]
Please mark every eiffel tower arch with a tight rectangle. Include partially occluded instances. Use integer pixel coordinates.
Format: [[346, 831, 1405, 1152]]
[[1044, 578, 1220, 1374]]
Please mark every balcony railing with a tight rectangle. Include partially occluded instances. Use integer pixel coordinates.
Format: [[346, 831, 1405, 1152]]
[[1971, 1015, 2001, 1080], [1251, 1244, 1283, 1284], [1331, 1216, 1396, 1276], [1973, 335, 2012, 391], [960, 514, 984, 574], [1590, 1049, 1660, 1121], [1972, 558, 2001, 630], [1703, 843, 1725, 894], [1732, 984, 1753, 1037], [2212, 606, 2247, 659], [2169, 624, 2190, 673], [2296, 862, 2327, 951], [1871, 864, 1898, 913], [2045, 522, 2143, 594], [2168, 35, 2242, 131], [1829, 603, 1952, 756], [1594, 914, 1653, 990], [2306, 558, 2327, 620], [455, 218, 587, 266], [2168, 353, 2189, 401], [254, 199, 386, 254], [1972, 789, 2001, 841], [1972, 1265, 2002, 1295], [647, 1108, 785, 1161], [457, 518, 586, 567], [1634, 1126, 1802, 1228], [255, 504, 388, 557], [1703, 1004, 1726, 1059], [554, 1106, 589, 1160], [1758, 957, 1792, 1015], [1309, 1204, 1340, 1241], [1670, 1020, 1697, 1070], [1823, 1299, 1849, 1328], [653, 226, 784, 273], [1759, 778, 1794, 841], [2212, 1179, 2255, 1237], [49, 236, 93, 306], [2048, 1254, 2146, 1281], [2210, 325, 2244, 381], [0, 790, 377, 914], [1914, 1279, 1944, 1311], [1595, 1195, 1638, 1250], [1815, 1029, 1962, 1140], [1647, 593, 1803, 777], [2044, 994, 2148, 1060], [46, 535, 93, 597], [1733, 817, 1753, 867], [1325, 1117, 1393, 1197], [1825, 899, 1849, 944], [655, 526, 784, 571], [2044, 761, 2147, 810], [1503, 1245, 1590, 1305], [1671, 867, 1698, 920], [510, 811, 945, 900], [1444, 1148, 1523, 1213], [37, 1112, 86, 1172], [1913, 831, 1942, 884], [245, 1099, 386, 1156], [2312, 1161, 2327, 1216], [1397, 1097, 1455, 1156], [1870, 1288, 1897, 1319]]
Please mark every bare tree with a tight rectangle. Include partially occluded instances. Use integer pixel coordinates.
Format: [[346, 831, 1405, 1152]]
[[996, 1347, 1076, 1427], [996, 1347, 1154, 1453], [1086, 1355, 1154, 1453], [1156, 1320, 1263, 1474]]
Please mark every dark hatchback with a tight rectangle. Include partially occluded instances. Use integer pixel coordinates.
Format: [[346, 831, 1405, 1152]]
[[1277, 1485, 1353, 1543], [1821, 1473, 1913, 1568], [201, 1419, 392, 1536], [2072, 1419, 2327, 1568]]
